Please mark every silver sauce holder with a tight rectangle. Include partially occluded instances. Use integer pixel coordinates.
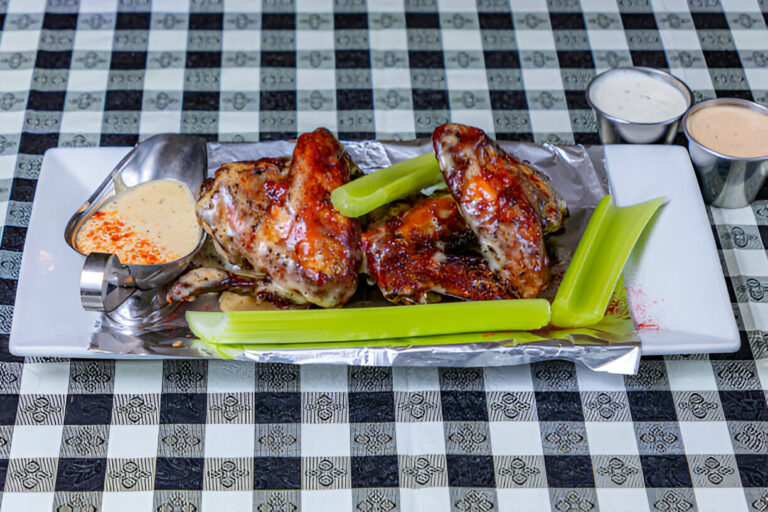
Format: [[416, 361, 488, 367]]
[[586, 66, 693, 145], [682, 98, 768, 208], [63, 134, 208, 327]]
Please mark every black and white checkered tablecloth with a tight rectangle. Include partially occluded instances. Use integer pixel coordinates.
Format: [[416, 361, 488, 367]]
[[0, 1, 767, 511]]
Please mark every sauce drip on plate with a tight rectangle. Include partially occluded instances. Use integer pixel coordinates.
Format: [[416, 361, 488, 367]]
[[76, 179, 201, 265]]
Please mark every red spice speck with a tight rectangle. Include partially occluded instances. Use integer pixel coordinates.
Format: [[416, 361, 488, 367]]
[[76, 209, 179, 265]]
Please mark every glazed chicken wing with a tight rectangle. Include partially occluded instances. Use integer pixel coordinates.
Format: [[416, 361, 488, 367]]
[[182, 128, 362, 308], [432, 123, 567, 298], [362, 195, 513, 304], [254, 128, 363, 307]]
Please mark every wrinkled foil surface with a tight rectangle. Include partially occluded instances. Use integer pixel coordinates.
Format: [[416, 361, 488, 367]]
[[88, 139, 641, 374]]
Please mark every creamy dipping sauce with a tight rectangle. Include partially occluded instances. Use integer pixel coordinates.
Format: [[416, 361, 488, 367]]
[[589, 69, 689, 123], [686, 105, 768, 158], [76, 179, 201, 265]]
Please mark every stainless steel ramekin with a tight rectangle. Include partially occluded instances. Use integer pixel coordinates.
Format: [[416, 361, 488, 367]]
[[682, 98, 768, 208], [586, 67, 693, 144]]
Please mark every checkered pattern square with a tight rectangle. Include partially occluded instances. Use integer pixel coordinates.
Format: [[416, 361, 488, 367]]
[[0, 1, 767, 510]]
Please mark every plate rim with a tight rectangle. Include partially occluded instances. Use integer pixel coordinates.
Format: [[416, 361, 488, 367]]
[[9, 143, 740, 358]]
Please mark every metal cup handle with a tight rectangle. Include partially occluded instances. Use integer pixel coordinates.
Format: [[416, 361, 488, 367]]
[[80, 252, 136, 312]]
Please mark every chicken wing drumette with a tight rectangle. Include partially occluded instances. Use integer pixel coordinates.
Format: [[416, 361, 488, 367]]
[[170, 128, 362, 309]]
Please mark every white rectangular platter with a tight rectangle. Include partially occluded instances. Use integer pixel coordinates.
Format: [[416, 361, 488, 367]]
[[9, 144, 739, 358]]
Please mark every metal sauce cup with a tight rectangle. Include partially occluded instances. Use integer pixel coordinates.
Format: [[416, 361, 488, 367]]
[[64, 134, 207, 317], [586, 67, 692, 144], [683, 98, 768, 208]]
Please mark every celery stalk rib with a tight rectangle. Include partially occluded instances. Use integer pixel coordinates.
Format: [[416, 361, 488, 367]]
[[187, 299, 550, 345], [551, 195, 664, 328], [331, 153, 444, 217]]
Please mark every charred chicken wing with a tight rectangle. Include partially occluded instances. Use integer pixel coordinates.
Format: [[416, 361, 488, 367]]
[[178, 128, 362, 308], [362, 195, 513, 304], [433, 123, 567, 299], [255, 128, 363, 307]]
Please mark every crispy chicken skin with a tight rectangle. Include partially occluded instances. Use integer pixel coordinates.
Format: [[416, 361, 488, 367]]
[[362, 195, 513, 304], [196, 158, 290, 269], [432, 123, 567, 298], [190, 128, 362, 308]]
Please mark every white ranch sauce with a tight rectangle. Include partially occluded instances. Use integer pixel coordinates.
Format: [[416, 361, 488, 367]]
[[590, 70, 689, 123]]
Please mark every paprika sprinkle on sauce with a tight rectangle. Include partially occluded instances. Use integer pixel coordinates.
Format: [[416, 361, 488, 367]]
[[76, 179, 201, 265]]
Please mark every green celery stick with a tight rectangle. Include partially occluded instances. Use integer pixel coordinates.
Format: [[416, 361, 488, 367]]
[[551, 195, 664, 328], [187, 299, 551, 345], [192, 314, 637, 359], [331, 153, 444, 217]]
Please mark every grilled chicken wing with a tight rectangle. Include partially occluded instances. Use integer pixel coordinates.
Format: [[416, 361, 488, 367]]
[[168, 267, 307, 308], [196, 158, 290, 269], [432, 123, 567, 298], [362, 195, 513, 304], [186, 128, 362, 308], [255, 128, 363, 307]]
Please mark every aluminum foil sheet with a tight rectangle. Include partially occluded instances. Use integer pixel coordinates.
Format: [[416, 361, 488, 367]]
[[88, 139, 641, 374]]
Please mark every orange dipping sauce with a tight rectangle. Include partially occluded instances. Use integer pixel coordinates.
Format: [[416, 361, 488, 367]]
[[686, 105, 768, 159]]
